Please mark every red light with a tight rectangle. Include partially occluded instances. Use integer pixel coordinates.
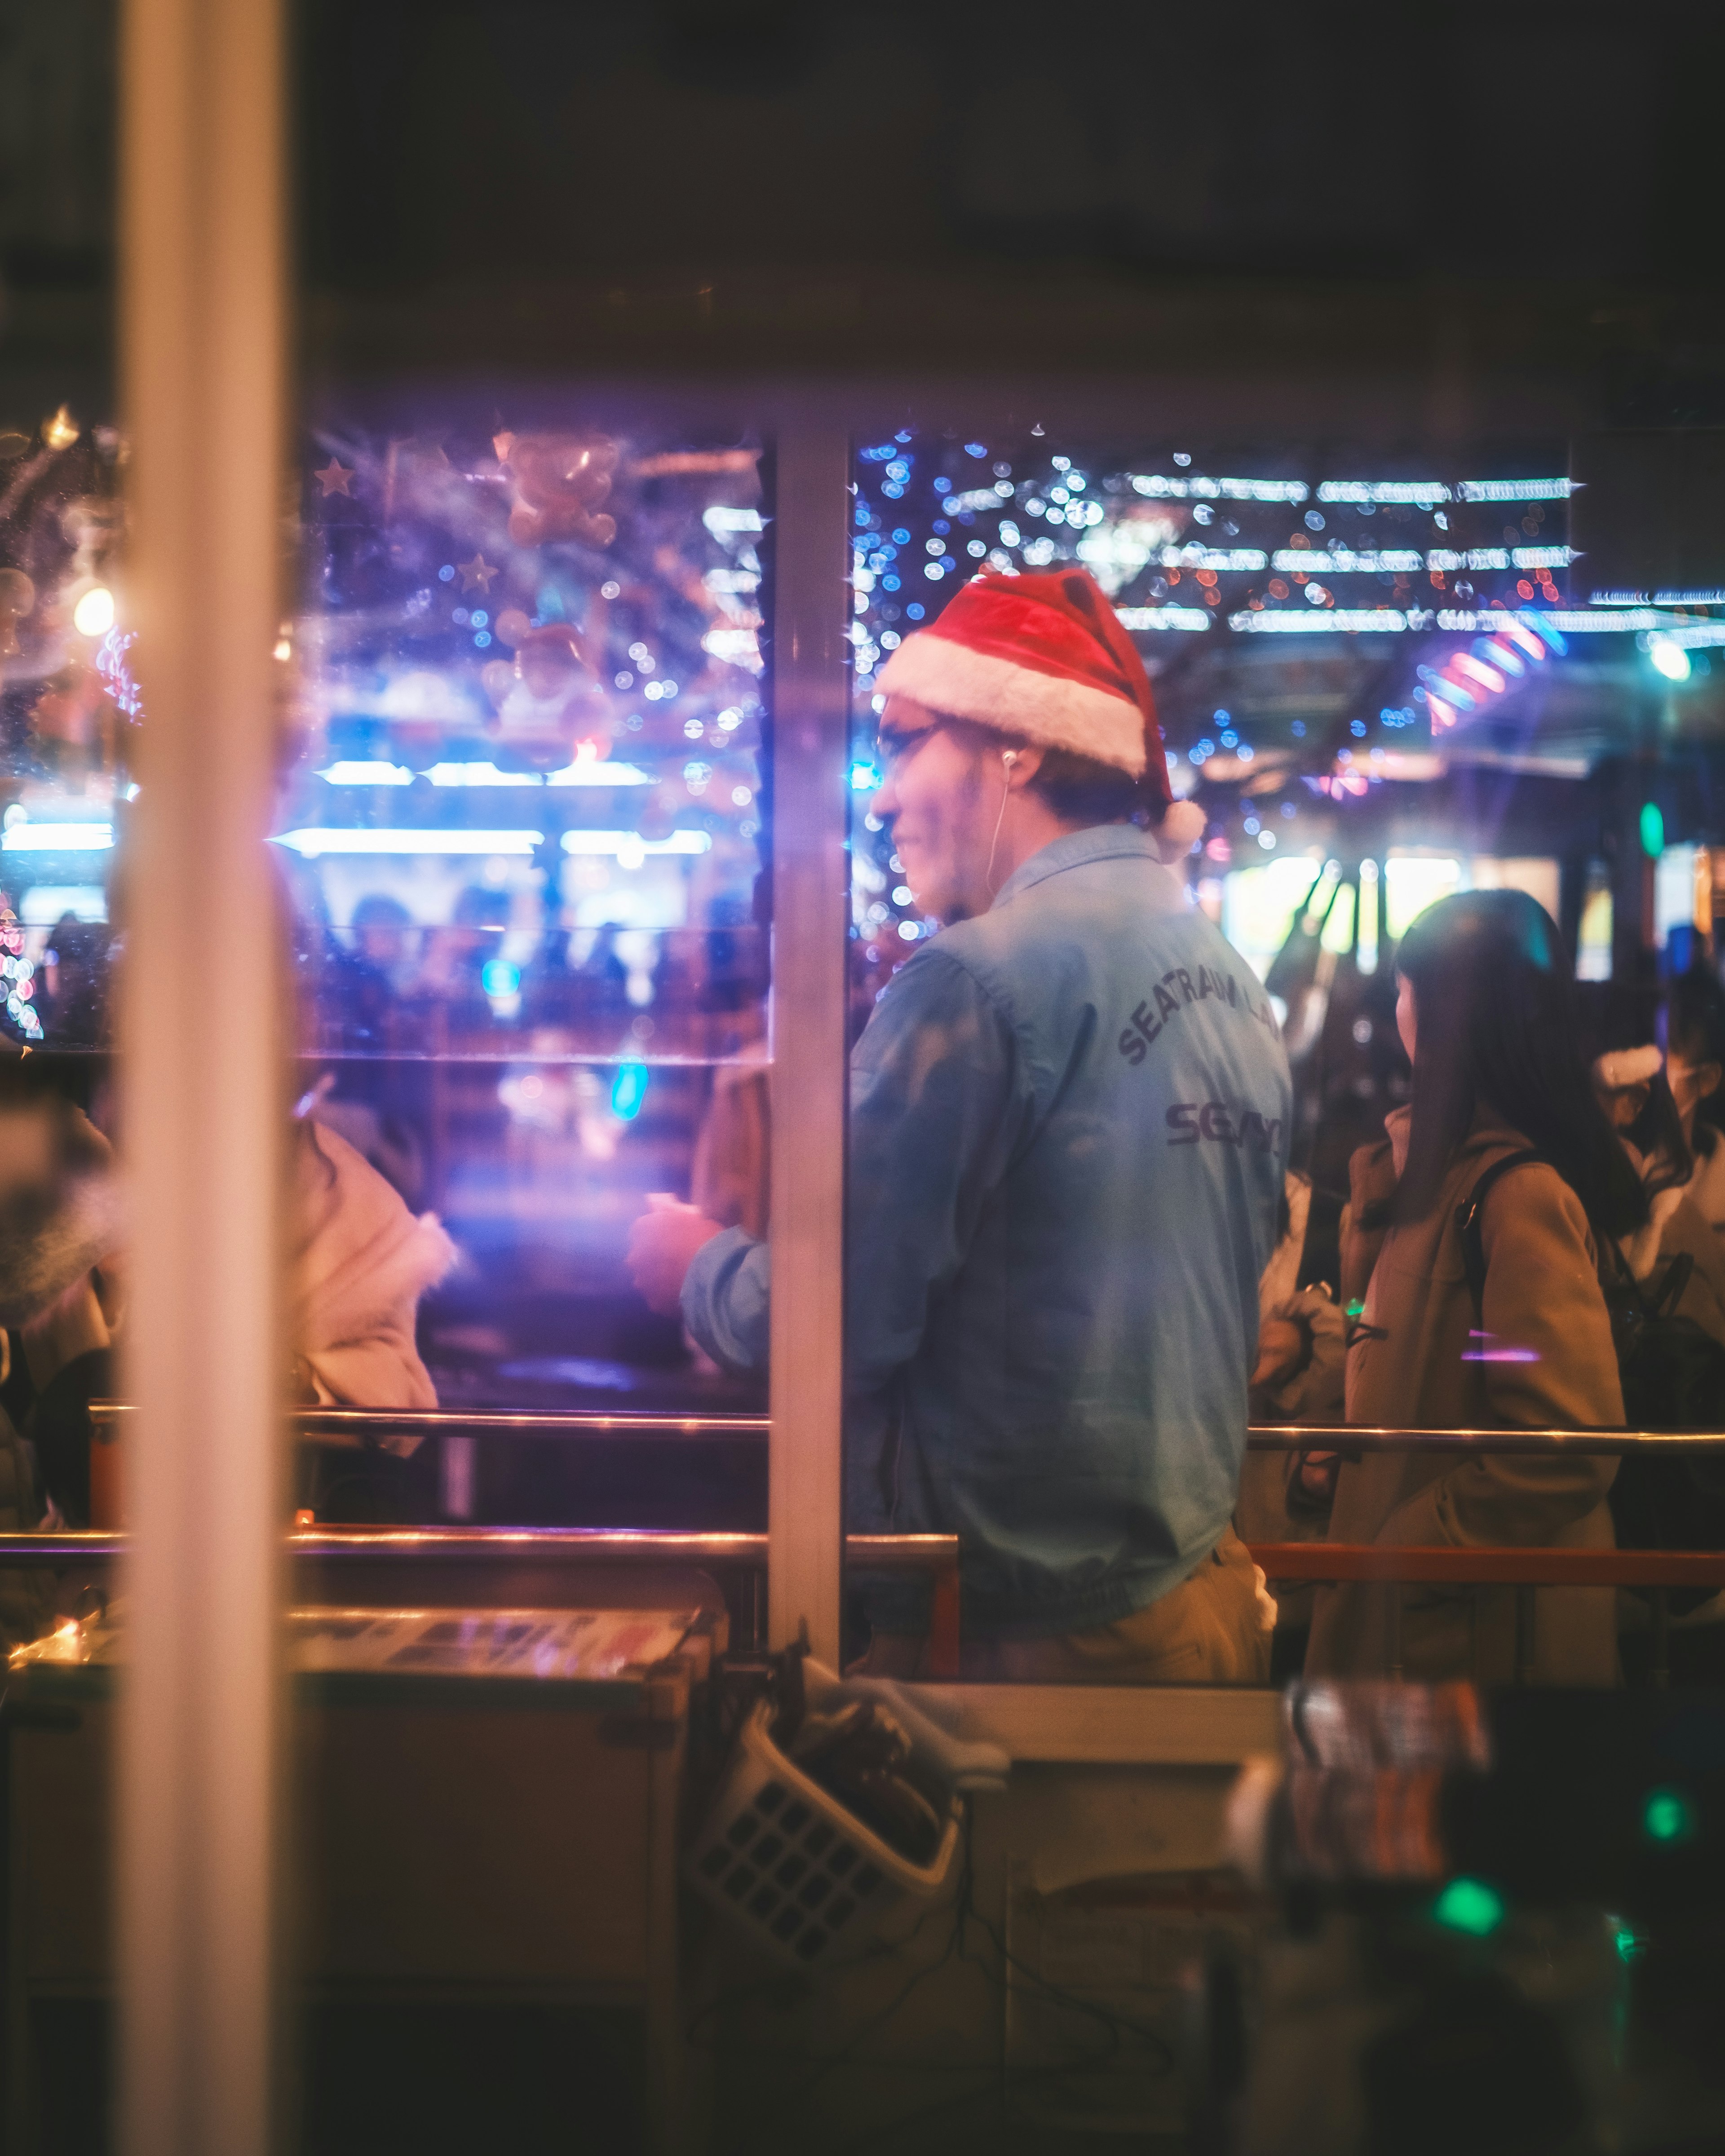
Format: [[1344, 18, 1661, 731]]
[[1451, 653, 1506, 694]]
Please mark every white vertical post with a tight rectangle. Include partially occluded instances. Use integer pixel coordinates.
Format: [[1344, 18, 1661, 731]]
[[117, 0, 284, 2147], [768, 418, 850, 1664]]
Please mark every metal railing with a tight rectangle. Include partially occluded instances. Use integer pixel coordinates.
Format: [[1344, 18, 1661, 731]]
[[84, 1405, 1725, 1451], [65, 1410, 1725, 1687], [0, 1528, 964, 1676], [88, 1404, 770, 1440]]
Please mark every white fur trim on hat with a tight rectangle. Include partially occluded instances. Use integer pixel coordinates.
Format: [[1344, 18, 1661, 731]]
[[876, 633, 1146, 776], [1151, 798, 1206, 863]]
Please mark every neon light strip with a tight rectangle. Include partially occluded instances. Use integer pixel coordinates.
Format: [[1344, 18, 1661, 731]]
[[1229, 608, 1409, 632], [0, 824, 114, 851], [1272, 549, 1424, 574], [1457, 478, 1575, 502], [1129, 475, 1309, 503], [546, 761, 652, 786], [425, 762, 539, 787], [270, 830, 543, 857], [1438, 608, 1677, 633], [1317, 480, 1450, 506], [319, 762, 413, 786], [1426, 548, 1578, 572], [1114, 605, 1212, 632], [560, 830, 711, 857], [1153, 547, 1268, 570]]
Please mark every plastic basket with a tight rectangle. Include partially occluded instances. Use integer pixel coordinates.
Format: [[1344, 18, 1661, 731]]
[[686, 1694, 961, 1970]]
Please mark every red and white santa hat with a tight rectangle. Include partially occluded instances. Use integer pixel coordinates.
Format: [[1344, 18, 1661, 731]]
[[876, 566, 1206, 857]]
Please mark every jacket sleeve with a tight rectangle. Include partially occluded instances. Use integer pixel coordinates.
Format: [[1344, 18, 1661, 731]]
[[681, 1224, 770, 1373], [1341, 1140, 1396, 1312], [1382, 1165, 1621, 1549]]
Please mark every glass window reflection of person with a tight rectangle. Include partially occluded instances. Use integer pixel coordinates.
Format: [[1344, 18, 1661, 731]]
[[628, 570, 1291, 1682]]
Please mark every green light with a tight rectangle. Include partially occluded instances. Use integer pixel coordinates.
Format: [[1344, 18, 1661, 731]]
[[1640, 802, 1665, 859], [1432, 1878, 1504, 1936], [1642, 1787, 1697, 1845], [1345, 1298, 1366, 1320], [1613, 1925, 1646, 1963]]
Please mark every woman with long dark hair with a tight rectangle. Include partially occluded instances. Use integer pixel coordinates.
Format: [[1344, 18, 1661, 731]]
[[1666, 962, 1725, 1234], [1305, 888, 1644, 1685]]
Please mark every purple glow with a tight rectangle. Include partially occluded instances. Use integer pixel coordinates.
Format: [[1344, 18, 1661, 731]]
[[1462, 1331, 1541, 1364]]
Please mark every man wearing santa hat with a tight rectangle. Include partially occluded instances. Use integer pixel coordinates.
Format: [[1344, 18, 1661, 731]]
[[628, 567, 1290, 1682]]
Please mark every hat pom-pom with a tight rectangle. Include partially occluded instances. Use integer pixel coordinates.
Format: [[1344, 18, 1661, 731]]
[[1151, 797, 1206, 864]]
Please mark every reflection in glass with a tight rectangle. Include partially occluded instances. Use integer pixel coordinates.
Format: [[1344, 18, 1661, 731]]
[[0, 414, 127, 1054], [282, 418, 772, 1427]]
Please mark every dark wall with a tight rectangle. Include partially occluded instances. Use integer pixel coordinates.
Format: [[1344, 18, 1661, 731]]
[[4, 5, 1725, 418], [286, 0, 1725, 397]]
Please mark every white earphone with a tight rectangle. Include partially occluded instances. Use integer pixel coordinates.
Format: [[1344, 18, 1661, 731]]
[[987, 751, 1019, 892]]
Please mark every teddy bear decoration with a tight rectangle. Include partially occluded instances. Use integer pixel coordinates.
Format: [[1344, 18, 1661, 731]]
[[495, 433, 619, 550]]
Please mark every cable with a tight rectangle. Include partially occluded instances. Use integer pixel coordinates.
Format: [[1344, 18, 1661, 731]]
[[713, 1886, 968, 2156], [696, 1800, 1183, 2156], [984, 750, 1017, 896], [956, 1843, 1177, 2076]]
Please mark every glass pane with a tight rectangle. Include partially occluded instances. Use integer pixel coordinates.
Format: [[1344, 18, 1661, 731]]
[[0, 415, 124, 1058], [282, 412, 772, 1462]]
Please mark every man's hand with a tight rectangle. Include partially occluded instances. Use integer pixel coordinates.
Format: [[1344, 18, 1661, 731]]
[[626, 1194, 723, 1316]]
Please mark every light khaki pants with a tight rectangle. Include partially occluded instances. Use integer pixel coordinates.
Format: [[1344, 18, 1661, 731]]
[[867, 1526, 1272, 1685]]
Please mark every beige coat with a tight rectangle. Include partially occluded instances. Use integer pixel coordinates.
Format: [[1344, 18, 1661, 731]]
[[1305, 1109, 1623, 1686]]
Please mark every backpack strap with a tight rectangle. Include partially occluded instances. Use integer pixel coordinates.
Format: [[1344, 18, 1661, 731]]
[[1455, 1149, 1548, 1317]]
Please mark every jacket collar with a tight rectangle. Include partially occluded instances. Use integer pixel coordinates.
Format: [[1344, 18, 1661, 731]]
[[991, 824, 1175, 911], [1381, 1102, 1535, 1185]]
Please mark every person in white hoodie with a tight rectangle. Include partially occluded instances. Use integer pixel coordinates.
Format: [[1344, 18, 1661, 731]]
[[0, 1074, 455, 1529]]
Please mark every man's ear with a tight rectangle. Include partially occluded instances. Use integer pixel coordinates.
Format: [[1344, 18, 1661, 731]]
[[1001, 742, 1046, 788], [1700, 1060, 1724, 1104]]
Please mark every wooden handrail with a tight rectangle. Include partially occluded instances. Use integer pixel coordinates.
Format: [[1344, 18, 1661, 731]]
[[1247, 1423, 1725, 1454], [1247, 1542, 1725, 1588]]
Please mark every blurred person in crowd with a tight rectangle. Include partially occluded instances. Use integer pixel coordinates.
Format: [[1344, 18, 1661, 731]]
[[1306, 890, 1644, 1686], [1589, 976, 1725, 1672], [418, 883, 508, 1036], [300, 893, 429, 1206], [0, 1062, 455, 1534], [1237, 1169, 1348, 1678], [1665, 962, 1725, 1234], [350, 892, 416, 994], [38, 913, 112, 1049], [1589, 1012, 1725, 1344], [628, 568, 1288, 1683]]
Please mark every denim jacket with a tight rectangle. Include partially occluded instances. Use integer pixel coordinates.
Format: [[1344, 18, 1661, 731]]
[[683, 824, 1291, 1638]]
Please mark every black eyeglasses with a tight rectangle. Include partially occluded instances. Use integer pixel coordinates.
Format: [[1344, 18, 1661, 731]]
[[873, 725, 942, 782]]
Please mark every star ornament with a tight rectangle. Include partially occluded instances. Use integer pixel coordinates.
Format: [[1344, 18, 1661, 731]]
[[458, 553, 498, 594], [314, 458, 353, 498]]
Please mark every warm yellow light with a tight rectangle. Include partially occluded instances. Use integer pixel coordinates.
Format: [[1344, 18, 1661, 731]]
[[73, 586, 115, 637], [273, 637, 292, 662], [42, 405, 80, 451]]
